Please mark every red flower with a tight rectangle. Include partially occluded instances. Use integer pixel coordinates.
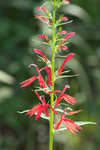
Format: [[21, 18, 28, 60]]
[[61, 17, 68, 21], [59, 46, 68, 50], [38, 34, 48, 40], [20, 64, 48, 90], [20, 76, 38, 88], [68, 110, 82, 115], [35, 66, 48, 89], [54, 110, 82, 134], [36, 6, 47, 12], [33, 48, 49, 63], [63, 0, 70, 4], [26, 91, 57, 120], [63, 94, 76, 105], [59, 30, 67, 35], [49, 85, 76, 106], [57, 53, 75, 76], [64, 32, 75, 40], [41, 66, 52, 86], [35, 14, 49, 23], [54, 85, 72, 107]]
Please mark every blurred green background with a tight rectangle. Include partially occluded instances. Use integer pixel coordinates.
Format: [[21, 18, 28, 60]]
[[0, 0, 100, 150]]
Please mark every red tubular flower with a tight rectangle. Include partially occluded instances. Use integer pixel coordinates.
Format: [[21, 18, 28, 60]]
[[63, 0, 70, 4], [26, 92, 57, 120], [59, 46, 68, 50], [33, 48, 49, 63], [36, 66, 48, 89], [68, 110, 82, 115], [19, 76, 38, 88], [57, 53, 75, 76], [38, 34, 48, 40], [63, 94, 76, 105], [54, 85, 70, 107], [54, 110, 82, 134], [20, 64, 48, 90], [36, 6, 47, 12], [35, 14, 49, 23], [63, 118, 82, 134], [59, 30, 67, 35], [64, 32, 75, 40], [61, 17, 68, 21], [42, 66, 52, 86]]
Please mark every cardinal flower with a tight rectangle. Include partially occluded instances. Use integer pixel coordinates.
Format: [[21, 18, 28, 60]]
[[54, 110, 82, 134], [59, 46, 68, 50], [41, 66, 52, 86], [64, 32, 75, 40], [54, 85, 76, 106], [48, 85, 76, 106], [35, 14, 49, 23], [57, 53, 75, 76], [61, 17, 68, 21], [59, 30, 67, 35], [63, 0, 70, 4], [20, 64, 48, 90], [33, 48, 49, 63], [26, 91, 57, 120], [20, 76, 38, 88], [38, 34, 48, 40], [36, 6, 47, 13]]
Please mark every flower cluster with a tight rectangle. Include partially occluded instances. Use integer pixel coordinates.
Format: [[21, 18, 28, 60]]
[[20, 0, 82, 135]]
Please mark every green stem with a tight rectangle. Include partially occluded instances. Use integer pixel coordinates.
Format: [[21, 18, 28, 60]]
[[49, 1, 56, 150]]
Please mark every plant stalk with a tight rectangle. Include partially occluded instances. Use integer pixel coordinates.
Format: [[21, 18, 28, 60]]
[[49, 1, 56, 150]]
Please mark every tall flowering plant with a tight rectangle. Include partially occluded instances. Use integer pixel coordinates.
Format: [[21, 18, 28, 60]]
[[19, 0, 96, 150]]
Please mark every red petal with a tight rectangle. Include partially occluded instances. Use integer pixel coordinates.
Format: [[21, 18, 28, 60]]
[[48, 105, 58, 115], [20, 76, 37, 88], [35, 90, 41, 100], [59, 30, 67, 35], [68, 110, 82, 115], [54, 85, 69, 107], [59, 46, 68, 50], [54, 118, 63, 129], [61, 17, 68, 21], [63, 94, 77, 105], [33, 48, 48, 63], [48, 90, 61, 94], [64, 32, 75, 40], [57, 53, 75, 76], [35, 106, 44, 120], [42, 96, 49, 116], [26, 104, 41, 117], [42, 66, 52, 86], [35, 66, 48, 89], [36, 6, 47, 12], [35, 15, 48, 23], [38, 34, 48, 40], [63, 118, 82, 134]]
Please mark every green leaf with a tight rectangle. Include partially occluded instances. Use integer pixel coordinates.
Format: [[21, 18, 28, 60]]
[[75, 121, 96, 126]]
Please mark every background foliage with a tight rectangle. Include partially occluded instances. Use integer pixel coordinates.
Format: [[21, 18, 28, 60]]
[[0, 0, 100, 150]]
